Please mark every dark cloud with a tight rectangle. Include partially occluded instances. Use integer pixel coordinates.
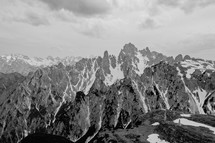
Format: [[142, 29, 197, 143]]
[[157, 0, 180, 7], [157, 0, 215, 13], [181, 0, 215, 13], [38, 0, 111, 16], [24, 12, 49, 26], [140, 18, 158, 29], [4, 12, 49, 26]]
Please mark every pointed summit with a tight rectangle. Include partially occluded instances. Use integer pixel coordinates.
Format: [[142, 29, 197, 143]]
[[140, 47, 152, 57], [118, 43, 137, 64], [146, 47, 150, 53], [102, 50, 110, 75], [175, 54, 183, 62], [103, 50, 109, 59], [122, 43, 138, 55]]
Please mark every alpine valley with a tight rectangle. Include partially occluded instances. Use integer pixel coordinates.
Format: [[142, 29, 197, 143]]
[[1, 43, 215, 143]]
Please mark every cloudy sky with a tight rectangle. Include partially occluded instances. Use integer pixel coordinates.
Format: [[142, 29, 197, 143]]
[[0, 0, 215, 60]]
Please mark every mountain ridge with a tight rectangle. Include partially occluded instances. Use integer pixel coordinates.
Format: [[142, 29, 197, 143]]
[[1, 43, 214, 76], [0, 43, 215, 143], [0, 54, 82, 75]]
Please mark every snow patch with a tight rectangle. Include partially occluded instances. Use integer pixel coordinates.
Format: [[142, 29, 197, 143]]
[[174, 118, 215, 134], [132, 80, 148, 113], [177, 67, 184, 78], [181, 60, 215, 76], [104, 64, 124, 86], [6, 56, 12, 62], [124, 119, 131, 129], [194, 88, 208, 107], [84, 62, 98, 94], [84, 75, 96, 94], [154, 83, 170, 109], [24, 130, 29, 137], [135, 52, 148, 75], [185, 86, 205, 114], [147, 134, 169, 143], [180, 114, 191, 117], [186, 68, 195, 78], [177, 67, 205, 114], [152, 122, 160, 126]]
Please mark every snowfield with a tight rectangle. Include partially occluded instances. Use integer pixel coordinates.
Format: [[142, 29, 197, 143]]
[[147, 134, 169, 143], [151, 122, 160, 126], [180, 114, 191, 117], [174, 118, 215, 134]]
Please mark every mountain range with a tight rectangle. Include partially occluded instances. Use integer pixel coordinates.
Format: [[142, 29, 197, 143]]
[[0, 43, 215, 143], [0, 54, 82, 75]]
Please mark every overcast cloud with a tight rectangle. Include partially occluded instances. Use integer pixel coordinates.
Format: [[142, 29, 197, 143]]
[[0, 0, 215, 60], [157, 0, 215, 13], [38, 0, 111, 16]]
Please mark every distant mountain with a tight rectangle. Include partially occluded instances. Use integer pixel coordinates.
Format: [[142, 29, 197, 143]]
[[0, 72, 24, 95], [0, 43, 215, 143], [0, 54, 82, 75]]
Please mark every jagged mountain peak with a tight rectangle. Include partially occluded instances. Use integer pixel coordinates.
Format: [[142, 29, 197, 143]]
[[122, 43, 138, 54], [1, 44, 215, 143], [0, 44, 199, 77]]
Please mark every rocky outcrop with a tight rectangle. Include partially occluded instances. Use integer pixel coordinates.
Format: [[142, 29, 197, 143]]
[[90, 110, 215, 143], [175, 54, 183, 62], [0, 72, 24, 95]]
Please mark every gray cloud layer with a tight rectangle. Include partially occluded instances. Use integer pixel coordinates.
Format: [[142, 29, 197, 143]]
[[140, 18, 159, 29], [157, 0, 215, 13], [38, 0, 111, 16], [23, 12, 49, 26], [2, 12, 49, 26]]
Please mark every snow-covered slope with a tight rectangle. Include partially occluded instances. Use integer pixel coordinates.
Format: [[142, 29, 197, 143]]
[[0, 54, 82, 75]]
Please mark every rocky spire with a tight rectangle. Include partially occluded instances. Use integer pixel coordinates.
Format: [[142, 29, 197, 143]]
[[102, 50, 110, 75]]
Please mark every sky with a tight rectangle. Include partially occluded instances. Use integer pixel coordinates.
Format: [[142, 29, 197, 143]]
[[0, 0, 215, 60]]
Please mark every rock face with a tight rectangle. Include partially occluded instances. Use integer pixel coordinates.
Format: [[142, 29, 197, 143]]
[[0, 43, 215, 143], [0, 72, 24, 95]]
